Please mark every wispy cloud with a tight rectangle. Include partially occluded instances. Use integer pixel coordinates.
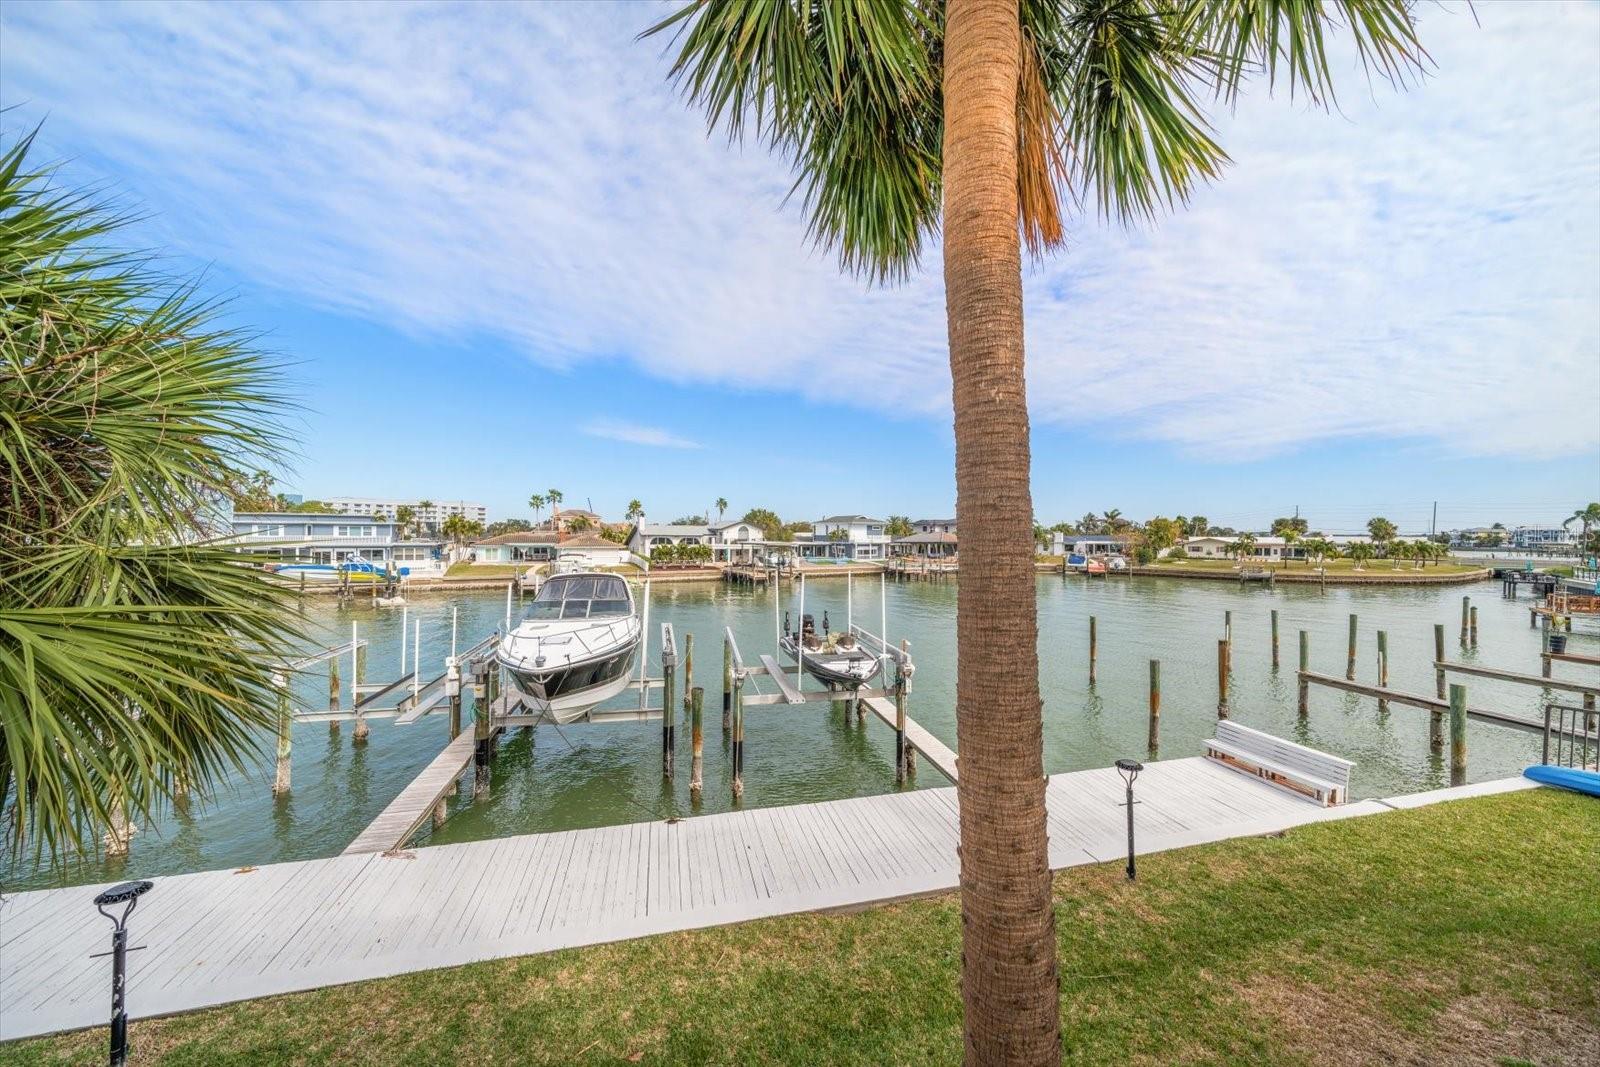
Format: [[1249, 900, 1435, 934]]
[[582, 419, 702, 451], [1, 1, 1594, 457]]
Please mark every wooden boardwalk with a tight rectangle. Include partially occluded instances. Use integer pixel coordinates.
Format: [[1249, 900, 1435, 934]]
[[862, 696, 960, 781], [0, 762, 1536, 1042], [342, 732, 479, 856]]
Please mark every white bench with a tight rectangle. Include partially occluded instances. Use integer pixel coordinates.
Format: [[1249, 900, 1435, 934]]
[[1203, 720, 1354, 807]]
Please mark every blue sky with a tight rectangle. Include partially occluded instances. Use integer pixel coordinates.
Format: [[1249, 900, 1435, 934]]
[[2, 1, 1596, 534]]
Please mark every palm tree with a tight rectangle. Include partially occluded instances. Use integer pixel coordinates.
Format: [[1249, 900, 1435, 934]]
[[416, 499, 436, 536], [1188, 515, 1210, 537], [1078, 512, 1102, 535], [648, 4, 1426, 1060], [1390, 539, 1411, 569], [1282, 527, 1301, 568], [528, 493, 546, 523], [1, 130, 299, 857], [715, 497, 728, 521], [547, 488, 564, 535], [626, 499, 645, 523], [1564, 503, 1600, 554], [1102, 508, 1125, 532], [1348, 542, 1375, 571]]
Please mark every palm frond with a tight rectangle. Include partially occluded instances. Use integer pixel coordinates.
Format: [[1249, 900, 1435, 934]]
[[0, 128, 300, 860], [1182, 0, 1430, 106]]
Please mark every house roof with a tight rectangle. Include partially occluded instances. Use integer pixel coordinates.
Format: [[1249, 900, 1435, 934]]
[[912, 518, 956, 526], [817, 515, 885, 524], [1074, 533, 1136, 544], [634, 524, 711, 537], [894, 532, 958, 544], [474, 531, 559, 546], [557, 533, 622, 549]]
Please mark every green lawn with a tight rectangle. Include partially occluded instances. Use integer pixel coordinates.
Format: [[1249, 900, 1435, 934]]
[[442, 562, 525, 579], [6, 790, 1595, 1066]]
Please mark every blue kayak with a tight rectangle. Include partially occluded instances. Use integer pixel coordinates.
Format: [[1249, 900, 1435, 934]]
[[1523, 765, 1600, 796]]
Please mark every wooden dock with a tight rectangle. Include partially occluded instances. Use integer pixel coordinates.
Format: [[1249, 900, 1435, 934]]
[[862, 696, 959, 781], [0, 761, 1539, 1042], [342, 732, 479, 855]]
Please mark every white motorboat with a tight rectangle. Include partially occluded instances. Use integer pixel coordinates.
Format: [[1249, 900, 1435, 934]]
[[495, 573, 641, 722]]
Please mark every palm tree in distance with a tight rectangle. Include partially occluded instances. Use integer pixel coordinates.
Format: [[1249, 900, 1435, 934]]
[[547, 488, 563, 538], [1564, 503, 1600, 555], [647, 4, 1428, 1060], [1349, 541, 1375, 571], [626, 499, 645, 523], [528, 493, 546, 524], [715, 497, 728, 521], [417, 499, 435, 536]]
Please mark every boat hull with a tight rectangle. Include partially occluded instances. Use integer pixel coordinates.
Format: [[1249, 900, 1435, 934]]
[[497, 631, 641, 723], [779, 635, 883, 689]]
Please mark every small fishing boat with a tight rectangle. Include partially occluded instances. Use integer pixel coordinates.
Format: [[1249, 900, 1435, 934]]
[[496, 572, 642, 722], [779, 611, 883, 689], [1066, 553, 1088, 571], [1085, 558, 1107, 575], [268, 554, 396, 583]]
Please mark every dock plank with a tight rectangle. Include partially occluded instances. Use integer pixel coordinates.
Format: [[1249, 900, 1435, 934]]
[[343, 732, 478, 855], [861, 697, 959, 782]]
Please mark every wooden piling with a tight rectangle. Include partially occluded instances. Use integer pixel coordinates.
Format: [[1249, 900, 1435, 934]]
[[662, 650, 676, 780], [472, 659, 490, 798], [1449, 683, 1467, 786], [1469, 605, 1478, 648], [1217, 639, 1230, 718], [444, 659, 461, 799], [682, 633, 694, 719], [1297, 630, 1309, 716], [1460, 595, 1470, 644], [272, 670, 292, 796], [1434, 624, 1446, 699], [1346, 613, 1357, 681], [1088, 615, 1098, 686], [894, 641, 914, 783], [731, 671, 745, 801], [722, 639, 732, 733], [690, 686, 705, 799], [1147, 659, 1161, 754], [1224, 609, 1232, 655], [327, 656, 341, 736], [1270, 609, 1280, 670], [1376, 630, 1389, 714]]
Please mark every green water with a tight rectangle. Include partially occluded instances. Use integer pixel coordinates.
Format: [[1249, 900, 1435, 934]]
[[5, 575, 1588, 891]]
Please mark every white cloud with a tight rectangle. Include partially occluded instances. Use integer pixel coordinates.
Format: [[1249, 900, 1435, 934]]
[[582, 419, 701, 450], [1, 0, 1594, 457]]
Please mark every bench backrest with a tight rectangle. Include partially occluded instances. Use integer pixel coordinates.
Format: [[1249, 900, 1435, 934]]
[[1215, 720, 1354, 787]]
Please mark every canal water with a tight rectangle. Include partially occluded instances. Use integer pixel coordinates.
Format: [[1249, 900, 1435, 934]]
[[5, 575, 1588, 891]]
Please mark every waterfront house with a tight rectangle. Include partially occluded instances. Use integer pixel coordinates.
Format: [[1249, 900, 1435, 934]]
[[804, 515, 890, 561], [226, 511, 445, 573], [628, 523, 711, 554], [1064, 534, 1136, 558], [912, 518, 956, 535], [1510, 525, 1576, 550], [472, 531, 633, 568], [548, 508, 605, 533], [892, 531, 958, 558]]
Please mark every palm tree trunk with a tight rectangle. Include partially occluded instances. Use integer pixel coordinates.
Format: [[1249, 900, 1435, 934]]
[[943, 1, 1059, 1063]]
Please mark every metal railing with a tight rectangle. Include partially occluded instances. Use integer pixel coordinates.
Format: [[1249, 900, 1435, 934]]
[[1542, 703, 1599, 770]]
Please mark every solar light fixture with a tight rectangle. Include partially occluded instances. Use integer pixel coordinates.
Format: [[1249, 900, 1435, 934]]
[[1115, 759, 1144, 881], [93, 879, 153, 1067]]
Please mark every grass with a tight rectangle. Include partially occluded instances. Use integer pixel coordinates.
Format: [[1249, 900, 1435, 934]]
[[442, 562, 525, 579], [1151, 558, 1483, 576], [6, 789, 1596, 1066]]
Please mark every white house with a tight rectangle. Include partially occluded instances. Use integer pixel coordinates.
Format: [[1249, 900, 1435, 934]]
[[912, 518, 956, 535], [805, 515, 891, 561], [1060, 534, 1136, 557], [472, 531, 632, 569], [1511, 525, 1576, 549], [892, 532, 958, 558], [628, 523, 711, 555]]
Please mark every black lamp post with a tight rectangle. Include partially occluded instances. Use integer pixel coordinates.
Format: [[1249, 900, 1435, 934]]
[[1115, 759, 1143, 881], [93, 880, 152, 1067]]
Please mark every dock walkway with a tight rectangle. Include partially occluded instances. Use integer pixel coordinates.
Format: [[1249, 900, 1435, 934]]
[[0, 762, 1536, 1042]]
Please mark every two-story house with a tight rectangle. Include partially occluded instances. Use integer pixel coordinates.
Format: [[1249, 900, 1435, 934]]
[[227, 511, 445, 573], [805, 515, 891, 561]]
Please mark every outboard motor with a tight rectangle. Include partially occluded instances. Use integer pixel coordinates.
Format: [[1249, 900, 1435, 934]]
[[784, 610, 791, 638], [822, 610, 830, 635], [801, 613, 816, 637]]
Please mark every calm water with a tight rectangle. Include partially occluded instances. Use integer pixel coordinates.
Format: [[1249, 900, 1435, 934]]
[[6, 574, 1590, 890]]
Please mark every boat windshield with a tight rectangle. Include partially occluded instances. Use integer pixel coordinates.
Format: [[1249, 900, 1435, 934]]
[[527, 575, 631, 620]]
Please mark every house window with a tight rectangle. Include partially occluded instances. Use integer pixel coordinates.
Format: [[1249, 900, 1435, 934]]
[[335, 525, 375, 538]]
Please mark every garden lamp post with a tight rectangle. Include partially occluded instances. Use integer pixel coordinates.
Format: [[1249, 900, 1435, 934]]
[[1115, 759, 1144, 881], [93, 879, 153, 1067]]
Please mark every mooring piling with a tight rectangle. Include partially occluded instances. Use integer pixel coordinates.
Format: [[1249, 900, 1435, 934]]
[[1270, 609, 1280, 669], [1346, 613, 1358, 681], [1469, 605, 1479, 649], [722, 638, 733, 733], [328, 656, 340, 719], [1460, 595, 1470, 645], [1224, 610, 1233, 655], [1148, 659, 1161, 754], [1449, 683, 1468, 786], [662, 629, 677, 780], [272, 671, 291, 796], [1376, 630, 1389, 714], [1434, 624, 1446, 699], [1217, 639, 1230, 718], [731, 668, 745, 801], [1297, 630, 1309, 716], [894, 640, 914, 784], [690, 686, 705, 800], [682, 632, 694, 719], [471, 658, 491, 798], [444, 658, 461, 799], [1088, 615, 1098, 686]]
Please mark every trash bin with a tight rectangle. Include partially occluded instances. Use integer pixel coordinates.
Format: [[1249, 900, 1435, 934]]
[[1549, 633, 1569, 655]]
